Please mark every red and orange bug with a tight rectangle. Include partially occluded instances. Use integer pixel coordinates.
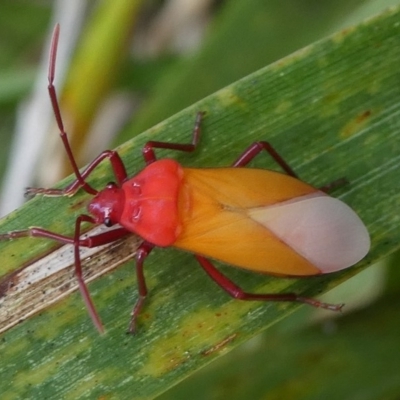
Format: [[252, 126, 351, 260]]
[[0, 25, 370, 334]]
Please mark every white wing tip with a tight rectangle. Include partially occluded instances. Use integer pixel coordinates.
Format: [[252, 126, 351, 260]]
[[250, 193, 370, 273]]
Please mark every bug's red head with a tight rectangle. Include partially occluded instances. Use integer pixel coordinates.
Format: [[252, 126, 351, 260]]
[[88, 183, 125, 227]]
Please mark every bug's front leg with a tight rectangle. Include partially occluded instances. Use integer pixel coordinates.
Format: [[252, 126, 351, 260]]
[[25, 150, 128, 198], [127, 241, 155, 334], [0, 218, 131, 333]]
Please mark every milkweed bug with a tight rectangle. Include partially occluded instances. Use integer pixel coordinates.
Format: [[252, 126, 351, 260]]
[[0, 25, 370, 334]]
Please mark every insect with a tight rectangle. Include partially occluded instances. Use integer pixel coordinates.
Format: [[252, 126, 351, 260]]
[[0, 25, 370, 334]]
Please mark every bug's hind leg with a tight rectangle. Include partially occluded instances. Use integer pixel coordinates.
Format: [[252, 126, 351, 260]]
[[233, 141, 349, 193], [318, 177, 348, 193], [231, 141, 298, 176], [194, 255, 344, 312]]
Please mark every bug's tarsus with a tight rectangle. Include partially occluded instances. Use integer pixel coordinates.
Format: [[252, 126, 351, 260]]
[[142, 111, 205, 164], [128, 241, 154, 334], [319, 177, 349, 193], [298, 298, 345, 312]]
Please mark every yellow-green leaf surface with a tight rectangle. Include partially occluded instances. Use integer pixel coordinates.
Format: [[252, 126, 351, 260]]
[[1, 7, 400, 399], [160, 289, 400, 400]]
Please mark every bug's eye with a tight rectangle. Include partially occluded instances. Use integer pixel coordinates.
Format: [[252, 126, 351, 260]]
[[104, 217, 113, 227]]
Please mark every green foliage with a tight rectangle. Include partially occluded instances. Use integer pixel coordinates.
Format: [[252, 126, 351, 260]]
[[0, 2, 400, 399]]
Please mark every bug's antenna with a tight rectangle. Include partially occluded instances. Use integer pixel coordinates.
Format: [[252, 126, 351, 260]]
[[47, 24, 97, 195]]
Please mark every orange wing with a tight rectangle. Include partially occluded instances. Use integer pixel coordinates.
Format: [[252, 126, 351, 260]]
[[173, 168, 321, 276]]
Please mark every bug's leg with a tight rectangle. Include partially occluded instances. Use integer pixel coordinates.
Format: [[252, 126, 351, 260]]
[[142, 111, 204, 164], [232, 141, 298, 177], [72, 215, 106, 333], [26, 25, 128, 198], [195, 255, 344, 312], [69, 225, 132, 333], [319, 177, 348, 193], [128, 241, 154, 334], [0, 219, 131, 333], [233, 141, 350, 193], [0, 225, 129, 246], [25, 150, 128, 198]]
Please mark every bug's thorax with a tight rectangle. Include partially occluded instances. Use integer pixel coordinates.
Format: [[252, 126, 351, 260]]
[[119, 158, 184, 247]]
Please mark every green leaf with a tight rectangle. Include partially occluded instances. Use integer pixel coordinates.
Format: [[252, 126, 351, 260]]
[[0, 5, 400, 399], [119, 0, 398, 143], [159, 282, 400, 400]]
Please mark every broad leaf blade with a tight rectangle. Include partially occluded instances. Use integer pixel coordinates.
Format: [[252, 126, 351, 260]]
[[0, 6, 399, 399]]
